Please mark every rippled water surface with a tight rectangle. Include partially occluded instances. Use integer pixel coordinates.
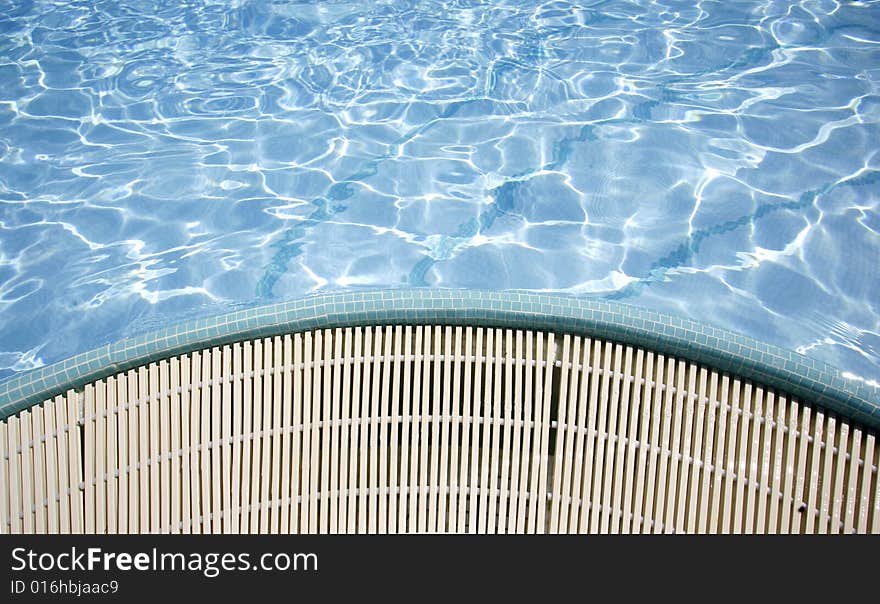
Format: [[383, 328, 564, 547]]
[[1, 0, 879, 384]]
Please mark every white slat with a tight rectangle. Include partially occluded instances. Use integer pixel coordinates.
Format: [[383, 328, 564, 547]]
[[31, 405, 47, 534], [55, 396, 71, 534], [106, 377, 119, 534], [82, 390, 94, 534], [44, 401, 59, 533], [8, 417, 22, 534], [621, 348, 645, 534], [315, 333, 327, 534], [230, 347, 242, 534], [309, 332, 322, 534], [549, 334, 572, 534], [180, 357, 192, 534], [289, 334, 303, 533], [222, 346, 234, 534], [0, 419, 7, 535]]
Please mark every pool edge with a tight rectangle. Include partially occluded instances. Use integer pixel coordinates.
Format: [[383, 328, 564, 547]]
[[1, 289, 878, 427]]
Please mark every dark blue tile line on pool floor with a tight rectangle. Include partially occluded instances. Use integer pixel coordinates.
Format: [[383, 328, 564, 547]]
[[0, 289, 878, 429]]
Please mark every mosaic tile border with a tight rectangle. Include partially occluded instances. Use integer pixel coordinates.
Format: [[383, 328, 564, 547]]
[[1, 289, 878, 428]]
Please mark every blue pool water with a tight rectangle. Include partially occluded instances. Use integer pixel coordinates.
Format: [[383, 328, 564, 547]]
[[0, 0, 879, 386]]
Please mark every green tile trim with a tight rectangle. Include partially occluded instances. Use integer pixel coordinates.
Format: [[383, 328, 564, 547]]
[[1, 289, 878, 428]]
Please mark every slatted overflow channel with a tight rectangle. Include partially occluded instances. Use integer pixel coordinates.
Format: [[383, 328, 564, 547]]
[[1, 326, 878, 534]]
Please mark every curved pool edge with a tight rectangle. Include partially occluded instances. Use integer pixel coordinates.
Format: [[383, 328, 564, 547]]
[[1, 288, 878, 428]]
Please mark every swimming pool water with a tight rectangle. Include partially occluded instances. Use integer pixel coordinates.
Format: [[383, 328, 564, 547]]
[[0, 0, 878, 387]]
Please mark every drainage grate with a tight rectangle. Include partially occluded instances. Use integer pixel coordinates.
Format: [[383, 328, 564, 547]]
[[1, 325, 877, 534]]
